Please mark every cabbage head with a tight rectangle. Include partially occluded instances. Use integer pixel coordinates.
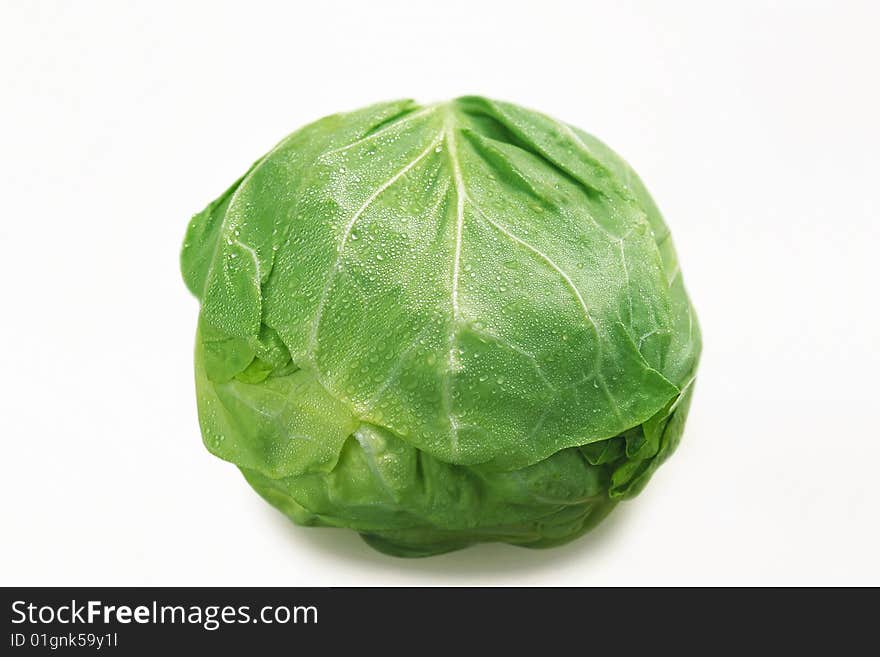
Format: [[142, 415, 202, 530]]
[[180, 97, 701, 557]]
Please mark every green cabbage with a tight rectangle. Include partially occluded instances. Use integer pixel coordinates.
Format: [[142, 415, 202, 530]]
[[181, 97, 701, 557]]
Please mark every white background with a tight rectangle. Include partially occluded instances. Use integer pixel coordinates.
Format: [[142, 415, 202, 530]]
[[2, 0, 878, 586]]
